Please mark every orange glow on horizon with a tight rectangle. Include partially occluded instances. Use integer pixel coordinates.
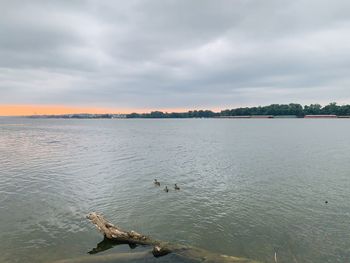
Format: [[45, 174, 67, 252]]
[[0, 105, 216, 116]]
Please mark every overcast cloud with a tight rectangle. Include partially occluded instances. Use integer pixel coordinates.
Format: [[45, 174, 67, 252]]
[[1, 0, 350, 110]]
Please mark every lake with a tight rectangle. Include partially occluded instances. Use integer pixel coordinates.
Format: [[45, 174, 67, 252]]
[[0, 118, 349, 263]]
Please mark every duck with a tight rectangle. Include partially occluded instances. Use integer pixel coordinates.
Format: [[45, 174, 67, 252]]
[[154, 179, 160, 186], [174, 184, 180, 190], [164, 186, 169, 192]]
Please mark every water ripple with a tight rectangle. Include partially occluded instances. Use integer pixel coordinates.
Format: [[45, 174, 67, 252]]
[[1, 118, 350, 263]]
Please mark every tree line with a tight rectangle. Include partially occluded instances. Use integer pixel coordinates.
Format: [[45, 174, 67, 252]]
[[126, 103, 350, 118]]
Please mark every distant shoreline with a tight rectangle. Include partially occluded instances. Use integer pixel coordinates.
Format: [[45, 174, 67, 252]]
[[20, 103, 350, 119], [22, 114, 350, 119], [3, 103, 350, 119]]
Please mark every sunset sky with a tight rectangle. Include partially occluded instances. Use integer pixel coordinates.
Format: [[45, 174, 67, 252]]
[[0, 105, 193, 116], [1, 0, 350, 115]]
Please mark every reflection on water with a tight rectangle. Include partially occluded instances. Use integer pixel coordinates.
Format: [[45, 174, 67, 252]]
[[88, 238, 138, 255], [0, 117, 350, 263]]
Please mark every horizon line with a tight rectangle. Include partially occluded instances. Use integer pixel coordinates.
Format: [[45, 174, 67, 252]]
[[1, 102, 349, 117]]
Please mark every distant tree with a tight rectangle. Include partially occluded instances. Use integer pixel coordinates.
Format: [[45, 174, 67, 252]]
[[321, 102, 338, 115], [338, 104, 350, 116], [125, 103, 350, 118], [304, 104, 322, 115], [288, 103, 304, 116], [150, 111, 165, 118]]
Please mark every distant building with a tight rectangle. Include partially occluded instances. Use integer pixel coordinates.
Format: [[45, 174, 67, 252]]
[[216, 116, 251, 118], [273, 115, 298, 118], [216, 115, 274, 118], [304, 115, 337, 118], [250, 115, 274, 118]]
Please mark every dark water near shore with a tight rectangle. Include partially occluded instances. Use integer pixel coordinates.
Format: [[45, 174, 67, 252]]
[[0, 118, 349, 263]]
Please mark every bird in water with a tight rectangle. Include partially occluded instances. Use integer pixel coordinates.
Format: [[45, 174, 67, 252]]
[[174, 184, 180, 190], [154, 179, 160, 186], [164, 186, 169, 192]]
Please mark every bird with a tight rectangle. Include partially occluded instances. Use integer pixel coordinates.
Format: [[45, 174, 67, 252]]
[[325, 200, 328, 204], [164, 186, 169, 192], [154, 179, 160, 186], [174, 184, 180, 190]]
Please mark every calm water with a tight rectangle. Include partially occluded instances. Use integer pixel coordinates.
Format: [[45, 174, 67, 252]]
[[0, 118, 349, 263]]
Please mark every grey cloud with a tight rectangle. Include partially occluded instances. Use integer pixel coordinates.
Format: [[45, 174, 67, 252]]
[[0, 0, 350, 109]]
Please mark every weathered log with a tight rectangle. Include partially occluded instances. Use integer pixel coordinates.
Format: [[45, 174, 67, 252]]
[[86, 212, 173, 257], [87, 212, 155, 245], [84, 212, 260, 262]]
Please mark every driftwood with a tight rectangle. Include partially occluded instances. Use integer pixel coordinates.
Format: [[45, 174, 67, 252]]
[[54, 212, 261, 263], [86, 212, 172, 257]]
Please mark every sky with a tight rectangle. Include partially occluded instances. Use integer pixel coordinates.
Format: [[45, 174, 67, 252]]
[[1, 0, 350, 115]]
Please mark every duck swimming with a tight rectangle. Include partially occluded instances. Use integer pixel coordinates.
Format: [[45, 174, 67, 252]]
[[174, 184, 180, 190], [164, 186, 169, 192], [154, 179, 160, 186]]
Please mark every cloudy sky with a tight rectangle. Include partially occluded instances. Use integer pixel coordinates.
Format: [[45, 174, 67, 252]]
[[1, 0, 350, 113]]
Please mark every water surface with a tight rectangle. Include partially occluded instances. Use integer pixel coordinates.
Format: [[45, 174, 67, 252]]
[[0, 118, 349, 263]]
